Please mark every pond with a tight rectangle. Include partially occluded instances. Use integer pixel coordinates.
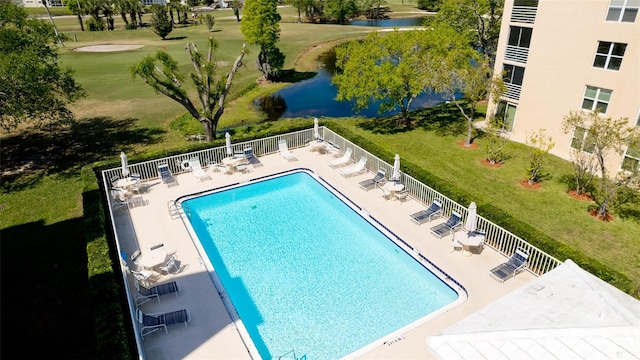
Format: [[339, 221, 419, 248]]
[[255, 49, 449, 120], [348, 17, 426, 27]]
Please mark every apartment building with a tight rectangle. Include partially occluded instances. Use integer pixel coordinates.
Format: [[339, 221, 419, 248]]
[[488, 0, 639, 175]]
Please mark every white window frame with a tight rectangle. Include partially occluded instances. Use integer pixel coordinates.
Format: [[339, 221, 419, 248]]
[[621, 145, 640, 172], [581, 86, 612, 114], [593, 41, 627, 71], [606, 0, 639, 22]]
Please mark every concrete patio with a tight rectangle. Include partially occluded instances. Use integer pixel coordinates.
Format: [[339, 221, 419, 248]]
[[110, 144, 536, 359]]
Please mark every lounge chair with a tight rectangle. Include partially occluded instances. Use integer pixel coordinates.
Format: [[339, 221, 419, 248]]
[[244, 147, 262, 167], [410, 199, 443, 225], [188, 157, 212, 182], [340, 156, 367, 177], [490, 248, 529, 283], [359, 169, 387, 191], [328, 148, 353, 168], [278, 139, 297, 161], [135, 280, 180, 306], [137, 308, 191, 339], [430, 211, 463, 238], [158, 164, 178, 187]]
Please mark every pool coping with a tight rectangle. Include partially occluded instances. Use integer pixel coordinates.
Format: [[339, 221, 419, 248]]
[[174, 168, 468, 360]]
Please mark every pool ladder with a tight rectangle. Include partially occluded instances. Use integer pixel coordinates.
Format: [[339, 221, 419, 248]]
[[275, 349, 306, 360], [167, 200, 183, 219]]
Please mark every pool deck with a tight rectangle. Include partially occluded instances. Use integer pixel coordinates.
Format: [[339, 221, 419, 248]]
[[112, 146, 536, 359]]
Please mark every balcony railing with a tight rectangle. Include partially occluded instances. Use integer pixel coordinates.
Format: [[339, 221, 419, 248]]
[[504, 83, 522, 101], [504, 45, 529, 64], [103, 127, 561, 278], [511, 6, 537, 23]]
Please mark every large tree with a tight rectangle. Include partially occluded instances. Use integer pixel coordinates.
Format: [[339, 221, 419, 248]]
[[429, 0, 503, 61], [562, 111, 640, 219], [66, 0, 86, 31], [240, 0, 285, 80], [130, 38, 246, 141], [0, 0, 85, 132], [333, 29, 454, 124], [324, 0, 359, 24], [150, 4, 173, 40]]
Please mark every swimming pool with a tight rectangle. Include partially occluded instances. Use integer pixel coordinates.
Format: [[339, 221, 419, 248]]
[[181, 171, 460, 359]]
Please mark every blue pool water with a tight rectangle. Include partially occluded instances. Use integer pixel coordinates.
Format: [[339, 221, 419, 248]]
[[183, 172, 458, 359]]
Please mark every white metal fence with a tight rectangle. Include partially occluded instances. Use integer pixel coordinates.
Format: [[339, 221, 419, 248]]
[[103, 126, 562, 277]]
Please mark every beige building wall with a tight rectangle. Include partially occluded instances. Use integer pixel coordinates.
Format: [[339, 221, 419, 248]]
[[488, 0, 639, 175]]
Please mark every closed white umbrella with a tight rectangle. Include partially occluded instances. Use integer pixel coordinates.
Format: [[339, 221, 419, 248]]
[[314, 117, 320, 140], [120, 151, 129, 178], [465, 201, 478, 233], [225, 132, 232, 156], [391, 154, 401, 182]]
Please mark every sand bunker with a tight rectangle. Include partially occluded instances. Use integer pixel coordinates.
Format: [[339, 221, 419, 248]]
[[74, 44, 144, 52]]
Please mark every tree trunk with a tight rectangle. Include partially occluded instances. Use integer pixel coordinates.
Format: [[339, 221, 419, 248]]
[[199, 116, 214, 141], [120, 12, 129, 26], [129, 12, 137, 28], [597, 199, 608, 219], [77, 14, 85, 31]]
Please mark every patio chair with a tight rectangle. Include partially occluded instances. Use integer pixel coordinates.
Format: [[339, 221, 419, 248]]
[[409, 199, 442, 225], [394, 189, 409, 202], [490, 248, 529, 283], [188, 157, 212, 182], [359, 169, 387, 191], [244, 147, 262, 167], [379, 185, 393, 200], [278, 139, 297, 161], [131, 269, 156, 286], [159, 254, 180, 275], [158, 164, 179, 187], [340, 156, 367, 177], [110, 175, 120, 187], [137, 308, 191, 339], [328, 148, 353, 168], [429, 211, 463, 238], [135, 279, 180, 306]]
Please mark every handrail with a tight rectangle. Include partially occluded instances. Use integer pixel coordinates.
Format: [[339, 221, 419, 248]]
[[102, 126, 562, 276]]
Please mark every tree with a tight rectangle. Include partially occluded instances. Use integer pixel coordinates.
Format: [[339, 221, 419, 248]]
[[568, 147, 598, 196], [66, 0, 86, 31], [524, 129, 554, 185], [130, 38, 246, 141], [324, 0, 359, 24], [429, 0, 503, 61], [231, 0, 242, 21], [431, 24, 504, 146], [484, 120, 510, 165], [286, 0, 303, 22], [240, 0, 285, 80], [204, 13, 215, 31], [562, 111, 640, 219], [150, 4, 173, 40], [333, 30, 439, 124], [0, 1, 85, 131]]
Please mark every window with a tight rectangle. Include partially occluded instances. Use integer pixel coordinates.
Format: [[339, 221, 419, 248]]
[[593, 42, 627, 70], [514, 0, 538, 6], [508, 26, 533, 48], [494, 101, 517, 131], [581, 86, 612, 113], [621, 145, 640, 172], [503, 64, 525, 85], [606, 0, 639, 22], [570, 127, 596, 153]]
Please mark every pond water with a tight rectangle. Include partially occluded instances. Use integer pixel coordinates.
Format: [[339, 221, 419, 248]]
[[256, 49, 449, 120], [348, 17, 426, 27]]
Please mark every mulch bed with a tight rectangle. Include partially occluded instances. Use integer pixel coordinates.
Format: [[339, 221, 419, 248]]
[[480, 158, 504, 168], [457, 141, 479, 149], [589, 208, 614, 222], [519, 179, 542, 190], [568, 190, 594, 202]]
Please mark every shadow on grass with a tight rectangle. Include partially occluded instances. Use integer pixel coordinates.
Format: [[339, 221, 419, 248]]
[[0, 218, 96, 359], [1, 116, 164, 192], [357, 114, 415, 134], [413, 102, 467, 136], [164, 36, 188, 40]]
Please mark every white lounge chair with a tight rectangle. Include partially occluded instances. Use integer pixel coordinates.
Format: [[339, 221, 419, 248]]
[[340, 156, 367, 177], [278, 140, 297, 161], [328, 148, 353, 168], [188, 158, 212, 182]]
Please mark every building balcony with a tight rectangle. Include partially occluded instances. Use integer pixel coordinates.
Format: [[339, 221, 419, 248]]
[[504, 45, 529, 64], [510, 6, 537, 24]]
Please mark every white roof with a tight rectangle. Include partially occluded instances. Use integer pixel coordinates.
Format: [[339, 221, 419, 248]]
[[427, 260, 640, 359]]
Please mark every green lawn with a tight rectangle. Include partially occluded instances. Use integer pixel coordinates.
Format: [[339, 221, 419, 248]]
[[2, 3, 639, 358]]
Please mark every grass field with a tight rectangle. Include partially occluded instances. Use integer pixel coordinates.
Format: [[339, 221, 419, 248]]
[[3, 3, 639, 358]]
